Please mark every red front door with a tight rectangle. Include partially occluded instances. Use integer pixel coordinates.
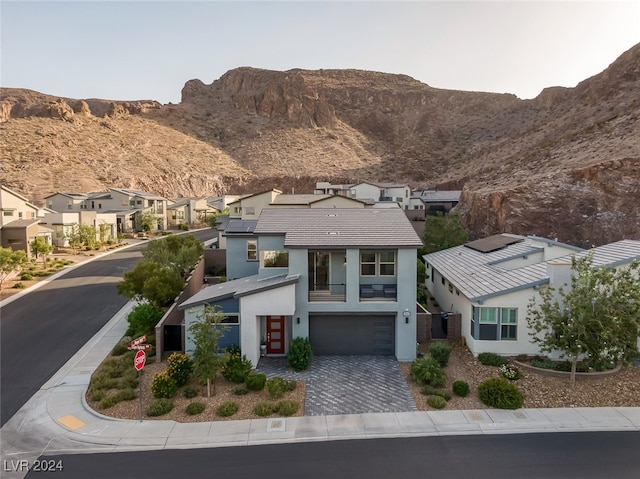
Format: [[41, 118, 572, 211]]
[[266, 316, 285, 354]]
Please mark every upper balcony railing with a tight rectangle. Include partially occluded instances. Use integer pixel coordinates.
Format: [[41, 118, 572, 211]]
[[309, 283, 346, 302]]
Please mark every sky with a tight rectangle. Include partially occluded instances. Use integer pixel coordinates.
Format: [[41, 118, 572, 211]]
[[1, 1, 639, 104]]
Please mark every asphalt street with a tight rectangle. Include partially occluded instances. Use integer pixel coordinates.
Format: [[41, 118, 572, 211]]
[[23, 431, 640, 479], [0, 230, 215, 426]]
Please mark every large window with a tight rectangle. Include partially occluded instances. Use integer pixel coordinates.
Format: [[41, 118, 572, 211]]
[[262, 250, 289, 268], [360, 250, 396, 276], [247, 240, 257, 261], [473, 306, 517, 341]]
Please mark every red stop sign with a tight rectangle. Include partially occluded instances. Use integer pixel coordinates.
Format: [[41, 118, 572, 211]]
[[134, 350, 146, 371]]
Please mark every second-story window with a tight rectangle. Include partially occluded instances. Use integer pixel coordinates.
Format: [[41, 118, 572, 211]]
[[247, 240, 257, 261], [360, 251, 396, 276], [245, 206, 255, 215]]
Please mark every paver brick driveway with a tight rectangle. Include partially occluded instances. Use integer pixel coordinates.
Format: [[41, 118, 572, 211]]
[[257, 356, 417, 416]]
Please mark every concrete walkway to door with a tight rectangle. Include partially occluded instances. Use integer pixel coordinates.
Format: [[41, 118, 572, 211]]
[[256, 356, 417, 416]]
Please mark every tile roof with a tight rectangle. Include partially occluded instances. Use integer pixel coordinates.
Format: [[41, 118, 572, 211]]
[[424, 236, 640, 302], [223, 219, 257, 235], [420, 190, 462, 202], [254, 208, 423, 248], [178, 274, 300, 309], [271, 194, 331, 204]]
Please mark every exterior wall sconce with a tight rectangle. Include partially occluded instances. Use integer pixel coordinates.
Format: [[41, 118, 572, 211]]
[[296, 317, 300, 324], [403, 309, 411, 324]]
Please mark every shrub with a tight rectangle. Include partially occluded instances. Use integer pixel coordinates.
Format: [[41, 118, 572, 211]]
[[233, 386, 249, 396], [267, 377, 288, 399], [216, 401, 239, 417], [286, 380, 297, 392], [478, 378, 523, 410], [89, 371, 119, 391], [427, 395, 448, 409], [111, 341, 129, 356], [478, 352, 508, 367], [245, 373, 267, 391], [276, 400, 299, 416], [186, 402, 206, 416], [409, 356, 446, 388], [499, 363, 524, 380], [20, 272, 33, 281], [530, 358, 556, 370], [254, 401, 275, 417], [150, 370, 178, 399], [421, 385, 451, 401], [99, 389, 137, 409], [147, 398, 174, 417], [12, 282, 25, 289], [553, 361, 589, 373], [287, 337, 313, 371], [88, 387, 106, 402], [166, 353, 193, 387], [183, 387, 199, 399], [221, 350, 253, 383], [126, 303, 163, 337], [429, 342, 453, 367], [452, 380, 470, 397]]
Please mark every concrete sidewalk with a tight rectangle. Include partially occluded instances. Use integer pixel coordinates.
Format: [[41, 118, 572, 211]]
[[2, 299, 640, 479]]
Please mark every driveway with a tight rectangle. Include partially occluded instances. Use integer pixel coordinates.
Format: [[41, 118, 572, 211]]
[[256, 356, 417, 416]]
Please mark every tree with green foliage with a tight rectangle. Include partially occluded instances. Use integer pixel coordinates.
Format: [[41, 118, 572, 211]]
[[188, 305, 229, 397], [117, 260, 184, 308], [143, 234, 203, 278], [126, 302, 164, 337], [139, 210, 157, 232], [0, 247, 28, 291], [30, 237, 53, 266], [207, 208, 229, 229], [527, 253, 640, 388], [65, 223, 97, 253], [421, 212, 468, 255], [98, 223, 111, 249]]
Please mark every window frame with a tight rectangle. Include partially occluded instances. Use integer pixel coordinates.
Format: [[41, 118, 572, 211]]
[[359, 250, 396, 277], [246, 240, 257, 261], [262, 250, 289, 268]]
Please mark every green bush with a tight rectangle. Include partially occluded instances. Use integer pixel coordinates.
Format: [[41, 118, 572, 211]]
[[478, 378, 523, 410], [216, 401, 239, 417], [421, 386, 451, 401], [150, 370, 178, 399], [111, 341, 129, 356], [427, 395, 448, 409], [553, 361, 589, 373], [99, 389, 137, 409], [267, 377, 288, 399], [186, 402, 206, 416], [478, 352, 508, 367], [221, 350, 253, 383], [20, 272, 33, 281], [166, 353, 193, 387], [12, 282, 25, 289], [409, 356, 446, 388], [245, 373, 267, 391], [287, 337, 313, 371], [276, 400, 299, 416], [147, 398, 174, 417], [233, 386, 249, 396], [126, 303, 164, 337], [429, 342, 453, 367], [254, 401, 275, 417], [530, 358, 556, 370], [452, 380, 470, 397], [183, 387, 199, 399], [88, 387, 106, 402], [286, 380, 297, 392], [89, 371, 120, 391]]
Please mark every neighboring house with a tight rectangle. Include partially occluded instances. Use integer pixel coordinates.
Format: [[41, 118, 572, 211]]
[[223, 219, 259, 280], [180, 208, 423, 367], [167, 197, 218, 228], [270, 194, 368, 209], [419, 189, 462, 216], [46, 188, 169, 232], [314, 182, 411, 209], [0, 184, 49, 255], [39, 211, 117, 247], [208, 195, 240, 213], [423, 234, 640, 357], [227, 189, 282, 219]]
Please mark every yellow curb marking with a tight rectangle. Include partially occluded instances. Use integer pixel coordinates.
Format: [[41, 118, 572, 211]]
[[57, 415, 86, 430]]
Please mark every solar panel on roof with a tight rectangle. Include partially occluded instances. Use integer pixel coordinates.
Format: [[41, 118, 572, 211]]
[[464, 235, 523, 253]]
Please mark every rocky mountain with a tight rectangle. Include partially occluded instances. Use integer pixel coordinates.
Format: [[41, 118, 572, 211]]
[[1, 43, 639, 247]]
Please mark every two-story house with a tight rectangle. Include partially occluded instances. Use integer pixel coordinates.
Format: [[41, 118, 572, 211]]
[[167, 197, 218, 228], [180, 208, 423, 366], [423, 234, 640, 357], [313, 182, 411, 209], [0, 184, 49, 255]]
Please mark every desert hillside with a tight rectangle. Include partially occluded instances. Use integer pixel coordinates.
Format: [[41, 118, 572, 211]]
[[1, 43, 639, 246]]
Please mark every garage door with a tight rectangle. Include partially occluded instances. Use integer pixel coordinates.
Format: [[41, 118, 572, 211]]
[[309, 314, 395, 355]]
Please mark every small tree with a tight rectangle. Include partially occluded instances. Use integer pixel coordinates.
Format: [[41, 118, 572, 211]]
[[117, 260, 184, 308], [30, 237, 53, 266], [421, 212, 468, 255], [66, 224, 83, 254], [188, 305, 229, 397], [143, 234, 203, 278], [527, 254, 640, 388], [98, 223, 110, 249], [0, 247, 28, 290], [139, 210, 156, 233]]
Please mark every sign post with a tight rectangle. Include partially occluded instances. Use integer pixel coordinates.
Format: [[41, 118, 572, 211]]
[[134, 350, 146, 421]]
